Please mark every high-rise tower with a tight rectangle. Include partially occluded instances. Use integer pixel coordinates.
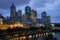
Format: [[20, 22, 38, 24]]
[[25, 6, 31, 22], [46, 16, 51, 24], [10, 3, 16, 18], [31, 10, 37, 23], [41, 11, 47, 24], [17, 10, 22, 22]]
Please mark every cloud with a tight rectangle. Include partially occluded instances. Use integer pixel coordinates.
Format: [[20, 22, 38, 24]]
[[0, 0, 30, 17], [27, 0, 60, 23], [0, 0, 60, 23], [0, 0, 30, 10]]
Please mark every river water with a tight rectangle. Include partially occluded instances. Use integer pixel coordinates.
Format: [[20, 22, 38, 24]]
[[54, 33, 60, 40], [37, 33, 60, 40]]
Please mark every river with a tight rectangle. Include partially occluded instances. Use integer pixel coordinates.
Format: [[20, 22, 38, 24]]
[[37, 33, 60, 40]]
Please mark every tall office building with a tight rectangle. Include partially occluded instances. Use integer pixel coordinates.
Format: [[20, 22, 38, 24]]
[[14, 11, 22, 23], [22, 14, 27, 24], [17, 10, 22, 18], [31, 10, 37, 23], [46, 16, 51, 24], [42, 11, 47, 18], [25, 6, 31, 22], [41, 11, 47, 24], [17, 10, 22, 22], [10, 3, 16, 18]]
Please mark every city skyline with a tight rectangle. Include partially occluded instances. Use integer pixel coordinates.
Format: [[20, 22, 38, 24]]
[[0, 0, 60, 23]]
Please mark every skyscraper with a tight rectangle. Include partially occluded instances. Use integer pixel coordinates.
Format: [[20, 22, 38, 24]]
[[10, 3, 16, 18], [22, 14, 27, 24], [42, 11, 47, 18], [41, 11, 51, 25], [17, 10, 22, 22], [17, 10, 22, 18], [46, 16, 51, 24], [41, 11, 47, 24], [31, 10, 37, 23], [25, 6, 31, 22]]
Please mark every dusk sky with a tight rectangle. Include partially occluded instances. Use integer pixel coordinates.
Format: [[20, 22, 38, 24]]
[[0, 0, 60, 23]]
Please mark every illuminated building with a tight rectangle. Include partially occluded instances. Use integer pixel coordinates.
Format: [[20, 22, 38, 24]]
[[10, 3, 17, 24], [25, 6, 31, 22], [0, 23, 24, 29], [31, 10, 37, 23], [0, 14, 5, 24], [41, 11, 51, 27], [42, 11, 47, 18], [22, 14, 32, 27], [10, 3, 16, 18], [0, 18, 3, 24], [14, 10, 22, 23], [10, 4, 23, 23], [17, 10, 22, 18], [22, 14, 27, 24], [41, 11, 47, 24], [46, 16, 51, 24], [17, 10, 22, 22]]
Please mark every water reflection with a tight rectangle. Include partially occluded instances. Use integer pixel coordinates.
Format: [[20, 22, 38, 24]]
[[10, 33, 60, 40], [55, 33, 60, 40], [37, 37, 43, 40], [37, 33, 60, 40]]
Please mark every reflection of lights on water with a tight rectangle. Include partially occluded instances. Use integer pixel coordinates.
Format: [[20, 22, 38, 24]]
[[16, 37, 18, 40], [39, 34, 40, 37], [13, 38, 17, 40], [52, 32, 55, 37], [20, 36, 26, 40], [44, 33, 46, 36], [14, 34, 18, 36], [36, 34, 38, 38], [37, 34, 43, 37], [46, 33, 48, 35], [11, 36, 26, 40], [23, 37, 26, 39], [29, 35, 32, 38], [52, 33, 54, 35]]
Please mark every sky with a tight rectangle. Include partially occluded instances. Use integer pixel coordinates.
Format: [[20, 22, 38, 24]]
[[0, 0, 60, 23]]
